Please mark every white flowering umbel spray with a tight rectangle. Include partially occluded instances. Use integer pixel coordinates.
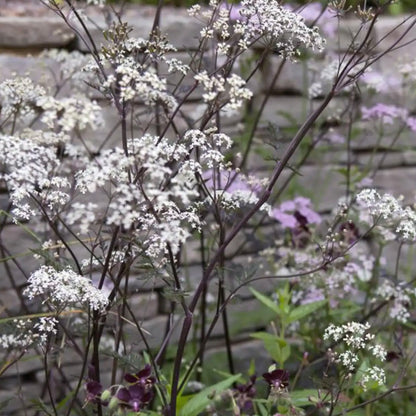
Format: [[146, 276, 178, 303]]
[[192, 0, 325, 57], [24, 266, 109, 312], [324, 322, 387, 391], [356, 189, 416, 242], [0, 317, 58, 350]]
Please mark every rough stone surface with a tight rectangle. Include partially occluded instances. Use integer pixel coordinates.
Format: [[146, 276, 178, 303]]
[[1, 9, 416, 411], [262, 56, 306, 95], [75, 7, 204, 52], [0, 225, 41, 290], [0, 17, 74, 49], [372, 167, 416, 202]]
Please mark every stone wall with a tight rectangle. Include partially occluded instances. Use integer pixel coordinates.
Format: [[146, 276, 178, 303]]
[[1, 4, 416, 414]]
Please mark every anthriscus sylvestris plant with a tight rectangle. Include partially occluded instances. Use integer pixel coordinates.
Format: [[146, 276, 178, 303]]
[[1, 0, 416, 415]]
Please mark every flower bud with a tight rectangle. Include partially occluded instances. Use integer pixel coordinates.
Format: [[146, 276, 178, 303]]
[[101, 389, 112, 402], [108, 396, 119, 410]]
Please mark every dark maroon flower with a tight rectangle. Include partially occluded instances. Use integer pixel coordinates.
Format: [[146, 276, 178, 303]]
[[233, 375, 256, 412], [294, 210, 309, 228], [262, 369, 289, 390], [85, 380, 103, 403], [386, 351, 401, 362], [339, 221, 359, 244], [117, 384, 154, 412], [124, 364, 156, 387]]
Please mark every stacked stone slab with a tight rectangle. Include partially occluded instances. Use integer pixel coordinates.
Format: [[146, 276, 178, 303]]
[[0, 5, 416, 415]]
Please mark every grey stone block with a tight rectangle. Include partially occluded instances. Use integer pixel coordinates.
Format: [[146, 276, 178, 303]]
[[0, 381, 42, 416], [275, 164, 346, 212], [350, 122, 416, 150], [326, 18, 377, 53], [372, 167, 416, 203], [0, 17, 74, 49], [262, 56, 306, 95], [0, 224, 41, 290], [75, 7, 204, 52], [126, 292, 159, 320]]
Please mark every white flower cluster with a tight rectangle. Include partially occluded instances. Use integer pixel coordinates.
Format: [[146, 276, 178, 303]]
[[64, 202, 99, 235], [356, 189, 416, 241], [0, 317, 58, 350], [24, 266, 109, 312], [40, 49, 94, 91], [87, 0, 106, 5], [374, 279, 416, 323], [85, 27, 183, 108], [324, 322, 386, 390], [75, 130, 233, 258], [194, 71, 253, 112], [37, 95, 103, 133], [191, 0, 325, 58], [0, 76, 46, 121], [0, 135, 68, 219]]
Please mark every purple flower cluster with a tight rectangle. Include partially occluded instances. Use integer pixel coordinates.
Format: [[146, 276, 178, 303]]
[[233, 375, 257, 413], [85, 364, 155, 413], [262, 368, 289, 390], [361, 103, 408, 125], [117, 365, 155, 412], [272, 197, 321, 229]]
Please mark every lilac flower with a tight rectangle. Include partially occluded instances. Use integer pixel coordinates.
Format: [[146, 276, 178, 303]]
[[360, 71, 400, 93], [262, 368, 289, 390], [221, 2, 245, 22], [203, 169, 250, 193], [203, 169, 261, 194], [406, 116, 416, 132], [361, 103, 408, 125], [297, 2, 337, 37], [300, 286, 325, 305], [283, 2, 337, 37], [272, 197, 321, 229], [322, 130, 345, 145]]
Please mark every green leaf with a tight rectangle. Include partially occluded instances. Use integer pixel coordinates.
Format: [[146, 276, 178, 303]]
[[250, 332, 289, 365], [250, 288, 280, 315], [249, 332, 287, 346], [288, 300, 327, 323], [0, 210, 41, 243], [56, 391, 75, 410], [248, 358, 256, 376], [290, 389, 319, 406], [178, 374, 241, 416]]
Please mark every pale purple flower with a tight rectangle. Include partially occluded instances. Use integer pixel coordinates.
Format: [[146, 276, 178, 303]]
[[360, 71, 400, 93], [406, 116, 416, 132], [297, 2, 337, 37], [323, 130, 345, 144], [300, 287, 325, 305], [203, 169, 258, 193], [272, 196, 321, 229], [221, 2, 245, 22], [361, 103, 408, 125]]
